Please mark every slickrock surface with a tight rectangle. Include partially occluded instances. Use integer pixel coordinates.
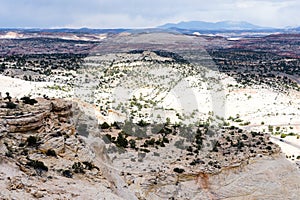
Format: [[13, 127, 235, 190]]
[[0, 97, 299, 199]]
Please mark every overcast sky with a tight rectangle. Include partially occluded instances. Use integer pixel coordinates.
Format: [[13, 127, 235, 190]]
[[0, 0, 299, 28]]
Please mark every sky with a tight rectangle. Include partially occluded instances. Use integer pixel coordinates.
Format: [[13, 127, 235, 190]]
[[0, 0, 299, 28]]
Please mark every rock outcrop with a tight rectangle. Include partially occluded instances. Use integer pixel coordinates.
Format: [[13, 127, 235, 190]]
[[0, 97, 119, 199]]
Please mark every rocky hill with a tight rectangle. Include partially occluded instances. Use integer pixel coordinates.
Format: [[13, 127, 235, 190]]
[[0, 95, 299, 199]]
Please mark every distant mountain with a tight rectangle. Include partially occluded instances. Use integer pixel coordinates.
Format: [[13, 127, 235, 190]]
[[293, 26, 300, 31], [0, 28, 129, 34], [158, 21, 271, 30]]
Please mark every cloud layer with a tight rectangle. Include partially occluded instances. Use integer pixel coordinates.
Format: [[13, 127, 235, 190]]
[[0, 0, 299, 28]]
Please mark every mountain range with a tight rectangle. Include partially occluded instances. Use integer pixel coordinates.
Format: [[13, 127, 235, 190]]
[[0, 21, 299, 35], [158, 21, 275, 30]]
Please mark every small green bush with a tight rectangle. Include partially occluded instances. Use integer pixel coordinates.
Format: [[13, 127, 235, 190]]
[[46, 149, 57, 157], [129, 139, 136, 149], [26, 136, 38, 146], [5, 102, 17, 109], [72, 162, 85, 174], [27, 160, 48, 171], [82, 161, 99, 170], [21, 96, 38, 105], [100, 122, 110, 129], [62, 169, 73, 178], [173, 167, 185, 173], [140, 148, 150, 153], [115, 132, 128, 148], [280, 133, 287, 138]]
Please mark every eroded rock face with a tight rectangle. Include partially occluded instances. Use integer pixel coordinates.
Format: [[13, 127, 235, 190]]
[[132, 155, 300, 200], [0, 98, 118, 199], [0, 98, 71, 133]]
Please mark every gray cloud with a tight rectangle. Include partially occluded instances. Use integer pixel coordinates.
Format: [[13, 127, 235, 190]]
[[0, 0, 298, 28]]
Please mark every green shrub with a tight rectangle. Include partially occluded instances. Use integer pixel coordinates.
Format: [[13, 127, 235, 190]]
[[82, 161, 99, 170], [162, 137, 169, 143], [100, 122, 110, 129], [104, 134, 113, 143], [173, 167, 185, 173], [72, 162, 84, 174], [235, 119, 243, 123], [26, 136, 38, 146], [62, 169, 73, 178], [129, 139, 136, 149], [21, 96, 37, 105], [280, 133, 287, 138], [27, 160, 48, 171], [46, 149, 57, 157], [115, 132, 128, 148], [5, 102, 17, 109], [140, 148, 150, 153], [137, 119, 149, 127]]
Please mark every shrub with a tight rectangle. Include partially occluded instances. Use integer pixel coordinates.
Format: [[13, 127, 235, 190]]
[[173, 168, 185, 173], [103, 134, 113, 143], [237, 140, 244, 149], [5, 102, 17, 109], [82, 161, 99, 170], [212, 141, 220, 152], [239, 121, 250, 126], [143, 138, 155, 147], [100, 122, 110, 129], [72, 162, 85, 174], [162, 137, 169, 143], [280, 133, 287, 138], [27, 160, 48, 171], [26, 136, 38, 146], [115, 132, 128, 148], [129, 139, 136, 149], [62, 170, 73, 178], [20, 96, 37, 105], [234, 118, 243, 123], [5, 150, 13, 158], [140, 148, 150, 153], [111, 122, 121, 129], [137, 119, 149, 127], [46, 149, 57, 157], [268, 125, 274, 132], [4, 92, 12, 102], [186, 146, 193, 152], [242, 134, 248, 140]]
